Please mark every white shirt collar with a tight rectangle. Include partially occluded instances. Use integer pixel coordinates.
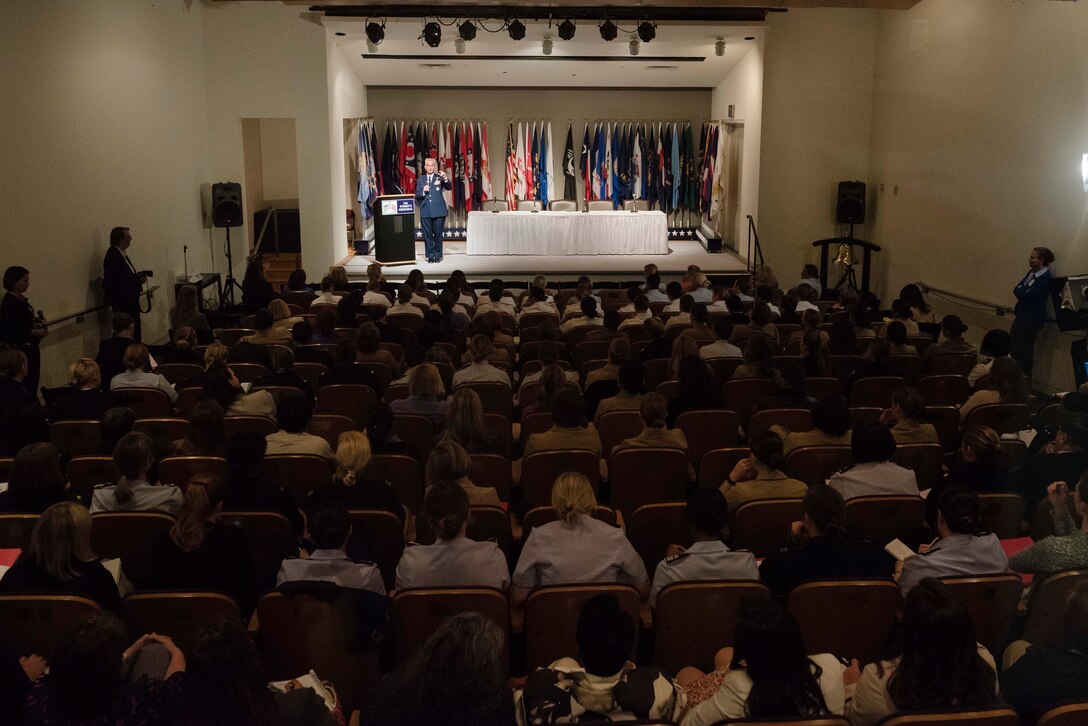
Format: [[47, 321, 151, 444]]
[[1034, 266, 1049, 278]]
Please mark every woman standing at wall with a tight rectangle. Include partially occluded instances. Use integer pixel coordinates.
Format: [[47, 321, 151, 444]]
[[1011, 246, 1054, 380]]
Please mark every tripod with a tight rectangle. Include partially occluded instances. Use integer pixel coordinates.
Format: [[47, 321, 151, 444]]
[[222, 226, 243, 306]]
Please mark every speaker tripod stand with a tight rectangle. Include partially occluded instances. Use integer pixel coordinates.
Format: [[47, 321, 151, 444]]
[[222, 226, 243, 307]]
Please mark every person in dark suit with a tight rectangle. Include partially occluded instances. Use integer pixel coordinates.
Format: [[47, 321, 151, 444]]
[[241, 255, 276, 310], [95, 312, 137, 389], [416, 158, 452, 264], [101, 226, 145, 341], [0, 349, 48, 455], [0, 266, 47, 394], [50, 358, 120, 421], [1011, 246, 1054, 379]]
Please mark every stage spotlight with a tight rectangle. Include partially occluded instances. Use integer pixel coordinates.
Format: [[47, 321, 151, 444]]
[[599, 19, 617, 41], [458, 20, 476, 41], [542, 37, 553, 55], [714, 38, 726, 56], [637, 21, 655, 43], [558, 19, 576, 41], [455, 37, 466, 54], [365, 21, 385, 46], [421, 21, 441, 48], [508, 19, 526, 40], [629, 38, 639, 56]]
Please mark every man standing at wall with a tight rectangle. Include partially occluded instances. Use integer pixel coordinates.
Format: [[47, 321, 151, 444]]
[[417, 158, 452, 264], [102, 227, 145, 341]]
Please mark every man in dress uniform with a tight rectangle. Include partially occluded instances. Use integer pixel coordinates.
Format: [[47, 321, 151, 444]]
[[102, 226, 146, 341], [416, 158, 452, 264]]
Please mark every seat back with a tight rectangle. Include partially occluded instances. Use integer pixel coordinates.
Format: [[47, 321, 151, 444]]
[[722, 379, 780, 422], [175, 387, 204, 417], [627, 502, 692, 577], [365, 453, 424, 514], [261, 454, 332, 508], [468, 454, 512, 502], [610, 448, 689, 516], [747, 408, 812, 441], [133, 418, 189, 458], [699, 447, 751, 489], [113, 387, 173, 418], [890, 443, 946, 490], [120, 591, 241, 653], [223, 415, 278, 439], [925, 405, 961, 452], [963, 403, 1031, 434], [90, 512, 176, 588], [803, 376, 843, 401], [0, 595, 100, 659], [849, 376, 905, 408], [387, 313, 423, 333], [50, 420, 104, 457], [676, 409, 739, 468], [517, 199, 543, 212], [219, 511, 297, 593], [521, 450, 601, 507], [732, 498, 805, 558], [158, 456, 228, 490], [642, 358, 670, 390], [392, 414, 436, 463], [229, 362, 269, 385], [939, 574, 1024, 658], [155, 363, 204, 385], [889, 355, 922, 385], [916, 374, 972, 405], [573, 340, 612, 371], [522, 505, 618, 540], [707, 358, 743, 386], [783, 446, 853, 488], [391, 587, 510, 666], [977, 493, 1026, 539], [67, 456, 119, 504], [0, 514, 37, 548], [519, 411, 555, 449], [217, 328, 254, 347], [876, 708, 1019, 726], [1037, 702, 1088, 726], [596, 410, 644, 462], [481, 413, 513, 459], [925, 353, 978, 377], [1023, 569, 1088, 646], [787, 579, 901, 662], [306, 414, 356, 450], [316, 384, 376, 428], [524, 584, 641, 670], [293, 361, 328, 391], [459, 382, 512, 421], [844, 496, 926, 546], [384, 383, 410, 403], [256, 591, 381, 715], [653, 580, 772, 674], [830, 355, 866, 385], [346, 509, 404, 591]]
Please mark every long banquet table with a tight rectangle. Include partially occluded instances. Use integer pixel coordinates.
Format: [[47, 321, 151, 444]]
[[465, 210, 669, 256]]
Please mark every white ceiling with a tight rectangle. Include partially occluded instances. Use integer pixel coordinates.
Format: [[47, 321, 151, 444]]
[[324, 17, 764, 88]]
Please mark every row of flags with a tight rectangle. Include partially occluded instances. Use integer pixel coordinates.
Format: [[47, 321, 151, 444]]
[[355, 118, 728, 220]]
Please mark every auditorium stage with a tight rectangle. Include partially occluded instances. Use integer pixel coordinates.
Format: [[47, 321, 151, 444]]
[[341, 238, 748, 284]]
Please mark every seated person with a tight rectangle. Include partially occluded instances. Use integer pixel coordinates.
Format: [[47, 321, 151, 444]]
[[262, 346, 315, 404], [307, 430, 403, 522], [522, 387, 601, 459], [689, 272, 714, 304], [649, 488, 758, 607], [586, 337, 628, 388], [362, 279, 392, 309], [0, 502, 121, 610], [1014, 411, 1088, 517], [925, 425, 1008, 527], [0, 349, 47, 455], [1002, 581, 1088, 724], [265, 393, 334, 459], [312, 274, 342, 306], [585, 309, 625, 343], [162, 326, 205, 365], [277, 501, 385, 595], [794, 280, 820, 313], [731, 335, 783, 384], [968, 329, 1012, 388], [355, 321, 398, 371], [619, 294, 653, 331], [267, 299, 303, 331], [759, 485, 895, 600], [391, 362, 448, 426], [311, 307, 339, 343], [474, 279, 516, 317], [203, 364, 276, 419], [729, 301, 779, 348], [320, 339, 384, 392], [897, 487, 1008, 595], [959, 356, 1030, 424], [519, 285, 559, 318], [512, 473, 648, 605], [426, 439, 500, 506], [95, 406, 136, 455], [1009, 477, 1088, 575], [94, 312, 137, 388], [221, 431, 303, 534], [923, 314, 977, 365], [109, 343, 177, 403], [776, 293, 801, 325], [644, 273, 669, 303], [240, 309, 292, 346], [755, 284, 781, 318], [681, 305, 716, 343], [0, 443, 74, 514], [880, 386, 938, 444], [828, 418, 918, 501], [50, 358, 119, 421], [664, 294, 695, 330], [441, 388, 506, 457], [90, 431, 182, 515], [518, 341, 578, 394], [612, 393, 693, 479], [594, 361, 646, 426], [720, 431, 808, 513], [395, 481, 509, 590], [754, 363, 812, 412], [884, 320, 917, 356], [560, 296, 605, 335], [773, 395, 852, 456], [666, 354, 725, 427], [169, 399, 227, 457], [662, 281, 683, 313], [515, 594, 687, 724], [700, 320, 742, 360], [799, 328, 832, 377], [452, 335, 510, 388], [179, 342, 229, 389], [617, 285, 640, 314], [846, 337, 899, 389], [391, 343, 425, 387], [388, 284, 424, 318]]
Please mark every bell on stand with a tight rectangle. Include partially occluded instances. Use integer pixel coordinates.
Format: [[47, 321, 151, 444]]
[[834, 242, 859, 292]]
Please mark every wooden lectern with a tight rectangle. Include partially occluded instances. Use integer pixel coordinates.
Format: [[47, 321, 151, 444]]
[[373, 194, 417, 265]]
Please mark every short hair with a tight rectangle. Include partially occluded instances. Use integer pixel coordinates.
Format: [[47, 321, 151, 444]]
[[356, 321, 381, 352], [425, 479, 469, 540], [276, 393, 312, 433], [426, 439, 472, 483], [49, 611, 130, 717], [111, 312, 134, 334], [397, 285, 414, 304], [750, 301, 772, 326], [1060, 412, 1088, 450], [99, 407, 136, 443], [291, 320, 313, 344], [602, 309, 620, 331], [580, 296, 598, 317], [639, 392, 668, 428], [665, 281, 682, 300], [851, 417, 897, 463], [633, 294, 649, 313], [607, 337, 629, 365], [802, 264, 819, 279], [979, 329, 1012, 358], [0, 348, 27, 378], [529, 286, 547, 302], [688, 487, 728, 536], [307, 502, 351, 549], [409, 362, 444, 399], [679, 294, 695, 313], [577, 594, 635, 677], [892, 386, 927, 421], [321, 275, 335, 292], [886, 321, 907, 345], [334, 339, 358, 365], [68, 358, 100, 387], [109, 226, 130, 246], [552, 472, 596, 524], [647, 273, 662, 289], [617, 360, 644, 394], [252, 309, 273, 331], [714, 320, 732, 340], [551, 387, 586, 428], [725, 294, 744, 312], [812, 396, 851, 437], [2, 266, 28, 292], [750, 430, 785, 470], [644, 317, 665, 339]]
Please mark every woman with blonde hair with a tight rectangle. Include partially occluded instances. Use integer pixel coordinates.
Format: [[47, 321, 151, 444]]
[[511, 472, 648, 605], [442, 388, 503, 455], [91, 431, 182, 515], [0, 501, 121, 609], [307, 430, 403, 521], [151, 473, 254, 611], [391, 362, 448, 425], [267, 299, 302, 330], [52, 358, 117, 421], [109, 343, 177, 402], [452, 334, 510, 388], [426, 439, 500, 505], [925, 425, 1007, 528]]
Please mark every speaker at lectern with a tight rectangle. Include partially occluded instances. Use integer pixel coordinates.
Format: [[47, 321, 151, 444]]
[[374, 194, 416, 265]]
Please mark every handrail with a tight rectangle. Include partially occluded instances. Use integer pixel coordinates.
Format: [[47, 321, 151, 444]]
[[915, 282, 1013, 316], [745, 215, 764, 274], [45, 286, 161, 327]]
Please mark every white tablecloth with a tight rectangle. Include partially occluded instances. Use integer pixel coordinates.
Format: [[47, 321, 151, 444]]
[[466, 210, 669, 255]]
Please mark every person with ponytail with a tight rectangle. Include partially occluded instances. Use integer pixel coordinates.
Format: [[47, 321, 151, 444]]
[[90, 431, 181, 515], [394, 480, 508, 591], [759, 485, 895, 600], [898, 487, 1008, 595], [151, 473, 255, 611], [306, 430, 403, 522], [452, 334, 510, 388]]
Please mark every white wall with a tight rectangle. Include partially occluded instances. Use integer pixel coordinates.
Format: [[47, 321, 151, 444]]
[[257, 119, 300, 202], [868, 0, 1088, 392], [756, 9, 878, 285], [327, 39, 369, 255], [201, 2, 337, 277], [0, 0, 210, 387], [711, 39, 764, 251]]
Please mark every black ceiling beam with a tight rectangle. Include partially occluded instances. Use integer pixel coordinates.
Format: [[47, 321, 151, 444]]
[[310, 5, 782, 22]]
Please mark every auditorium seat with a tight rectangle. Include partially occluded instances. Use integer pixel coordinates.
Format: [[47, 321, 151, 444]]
[[849, 406, 883, 427], [252, 385, 307, 407], [848, 376, 904, 408], [844, 496, 926, 547], [963, 403, 1032, 435], [829, 355, 866, 386], [120, 591, 241, 653], [175, 387, 203, 417], [916, 374, 972, 406], [627, 502, 692, 577], [468, 454, 512, 502], [387, 313, 423, 334], [610, 448, 689, 516], [1022, 569, 1088, 647], [925, 353, 978, 377], [596, 410, 643, 463], [698, 447, 750, 489], [518, 312, 560, 331], [722, 378, 779, 424], [261, 454, 333, 507], [0, 595, 100, 660], [783, 446, 853, 488], [888, 355, 922, 385], [653, 580, 771, 674], [67, 456, 118, 504], [229, 362, 269, 385], [223, 414, 278, 439], [89, 512, 175, 588], [521, 450, 600, 507], [384, 382, 410, 403], [50, 419, 103, 458], [133, 418, 189, 457], [293, 362, 328, 391], [158, 456, 228, 490], [155, 362, 204, 386], [676, 409, 739, 469], [573, 340, 612, 371], [459, 382, 512, 421], [925, 405, 961, 452], [707, 358, 743, 386], [522, 505, 618, 540], [365, 454, 424, 514], [392, 414, 436, 463], [731, 498, 805, 558], [876, 708, 1019, 726], [1037, 702, 1088, 726], [976, 493, 1026, 539], [787, 579, 901, 663], [747, 408, 812, 441], [939, 574, 1023, 658], [217, 328, 254, 348], [391, 587, 510, 666], [218, 511, 297, 593], [523, 584, 641, 670], [643, 358, 670, 390], [416, 504, 512, 561], [0, 514, 37, 549], [316, 384, 376, 428], [112, 387, 173, 418], [890, 443, 945, 491], [346, 509, 405, 591], [519, 411, 555, 449]]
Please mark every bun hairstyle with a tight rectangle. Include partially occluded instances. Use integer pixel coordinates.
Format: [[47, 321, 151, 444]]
[[111, 431, 155, 505], [551, 472, 596, 525], [937, 486, 986, 536], [802, 485, 848, 540], [960, 425, 1000, 463], [469, 334, 492, 362], [425, 480, 470, 540]]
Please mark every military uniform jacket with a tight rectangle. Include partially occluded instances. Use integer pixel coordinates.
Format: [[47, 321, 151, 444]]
[[415, 172, 451, 218], [649, 540, 759, 607]]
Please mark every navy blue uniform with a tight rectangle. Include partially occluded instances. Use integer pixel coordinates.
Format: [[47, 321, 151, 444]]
[[416, 171, 451, 262]]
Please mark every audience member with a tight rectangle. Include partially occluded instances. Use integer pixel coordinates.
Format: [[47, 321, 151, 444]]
[[313, 275, 342, 306], [391, 362, 448, 425], [828, 419, 918, 500], [520, 285, 558, 318], [640, 318, 672, 362], [51, 358, 118, 421], [884, 321, 917, 356], [681, 304, 715, 343], [880, 386, 939, 443], [442, 388, 504, 455], [0, 348, 47, 454], [453, 334, 511, 388], [665, 294, 696, 331], [512, 473, 648, 605], [720, 431, 808, 513], [668, 335, 701, 380], [320, 340, 383, 391], [277, 501, 385, 596], [968, 329, 1012, 388], [1014, 411, 1088, 517], [109, 343, 177, 402], [389, 284, 424, 318], [594, 361, 646, 425], [924, 314, 977, 363], [899, 284, 936, 324], [203, 364, 276, 419], [731, 335, 783, 385], [774, 396, 852, 456], [169, 399, 227, 457], [560, 296, 604, 335], [754, 363, 812, 412], [925, 425, 1007, 527], [263, 346, 315, 403], [0, 442, 72, 513], [91, 431, 182, 515], [776, 292, 801, 325], [162, 325, 203, 364], [959, 356, 1030, 423], [586, 337, 629, 388], [1009, 476, 1088, 574], [667, 355, 725, 426], [221, 431, 303, 534], [268, 299, 303, 331], [700, 320, 742, 360], [241, 309, 292, 346], [613, 394, 691, 473], [265, 393, 334, 459], [827, 313, 859, 355], [523, 387, 601, 458], [95, 312, 137, 388], [798, 263, 821, 297], [644, 273, 668, 302], [426, 439, 500, 505], [97, 405, 136, 455], [847, 337, 898, 389], [730, 301, 779, 347], [799, 328, 831, 377], [241, 255, 276, 309]]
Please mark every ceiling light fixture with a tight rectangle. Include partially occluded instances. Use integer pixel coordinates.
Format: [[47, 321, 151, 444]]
[[599, 19, 618, 42], [458, 20, 477, 41], [637, 21, 656, 43], [365, 20, 385, 46], [421, 21, 442, 47], [629, 38, 640, 56], [557, 19, 576, 41], [714, 38, 726, 56], [542, 37, 553, 55], [508, 19, 526, 40]]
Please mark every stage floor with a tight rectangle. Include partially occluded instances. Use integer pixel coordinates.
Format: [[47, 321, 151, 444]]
[[342, 239, 748, 283]]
